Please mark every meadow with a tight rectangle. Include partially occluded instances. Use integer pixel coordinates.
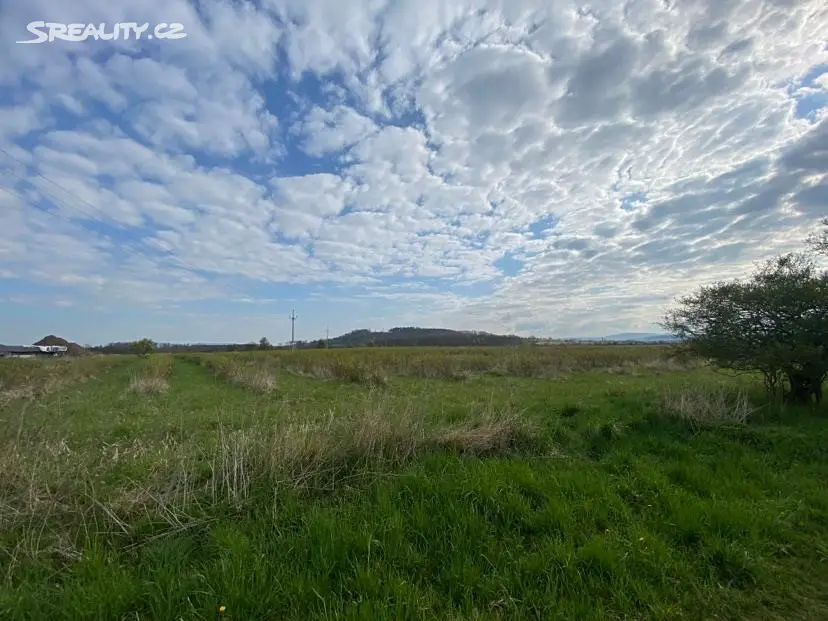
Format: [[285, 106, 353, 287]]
[[0, 346, 826, 620]]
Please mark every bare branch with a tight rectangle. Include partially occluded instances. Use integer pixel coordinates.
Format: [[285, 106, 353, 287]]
[[806, 217, 828, 256]]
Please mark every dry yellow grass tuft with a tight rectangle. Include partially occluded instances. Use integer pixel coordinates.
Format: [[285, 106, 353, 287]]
[[295, 360, 390, 387], [200, 403, 543, 499], [0, 397, 545, 574], [127, 355, 174, 395], [434, 410, 534, 454], [127, 375, 170, 395], [658, 384, 757, 432], [0, 357, 116, 407], [192, 356, 279, 393], [225, 367, 279, 393]]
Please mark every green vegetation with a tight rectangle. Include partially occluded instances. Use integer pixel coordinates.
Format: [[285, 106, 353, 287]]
[[665, 253, 828, 404], [130, 338, 156, 358], [0, 355, 126, 407], [0, 346, 826, 620]]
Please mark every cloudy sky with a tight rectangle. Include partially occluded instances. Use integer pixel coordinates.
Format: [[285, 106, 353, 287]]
[[0, 0, 826, 345]]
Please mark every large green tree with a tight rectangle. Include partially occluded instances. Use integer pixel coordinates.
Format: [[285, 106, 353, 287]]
[[663, 253, 828, 404]]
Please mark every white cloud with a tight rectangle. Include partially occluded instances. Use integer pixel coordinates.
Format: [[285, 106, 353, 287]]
[[265, 0, 383, 79], [297, 105, 378, 156], [1, 0, 827, 343]]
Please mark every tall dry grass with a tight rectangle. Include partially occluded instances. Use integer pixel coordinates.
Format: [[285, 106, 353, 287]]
[[657, 384, 757, 432], [127, 355, 173, 395], [296, 360, 390, 387], [0, 397, 544, 574], [0, 407, 542, 577], [0, 356, 120, 407], [191, 356, 279, 393], [189, 345, 700, 385]]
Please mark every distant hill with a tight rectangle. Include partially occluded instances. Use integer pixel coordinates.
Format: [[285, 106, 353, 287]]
[[318, 327, 526, 348], [82, 329, 678, 354], [317, 329, 679, 348]]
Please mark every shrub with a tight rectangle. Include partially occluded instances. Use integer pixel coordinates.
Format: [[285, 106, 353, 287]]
[[130, 338, 155, 357], [664, 253, 828, 404]]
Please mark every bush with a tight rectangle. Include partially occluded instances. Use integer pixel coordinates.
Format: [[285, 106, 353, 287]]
[[130, 338, 155, 357], [664, 253, 828, 404]]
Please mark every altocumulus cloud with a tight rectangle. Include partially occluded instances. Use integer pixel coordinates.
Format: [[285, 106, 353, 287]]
[[0, 0, 827, 344]]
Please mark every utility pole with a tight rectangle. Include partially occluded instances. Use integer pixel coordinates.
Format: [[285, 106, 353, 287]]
[[289, 309, 297, 350], [325, 326, 329, 348]]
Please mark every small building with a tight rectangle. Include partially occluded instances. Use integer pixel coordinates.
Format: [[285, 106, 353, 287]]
[[35, 345, 68, 354], [0, 345, 68, 359], [0, 346, 39, 359]]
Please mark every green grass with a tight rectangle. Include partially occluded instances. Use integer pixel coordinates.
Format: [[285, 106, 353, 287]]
[[0, 347, 826, 620]]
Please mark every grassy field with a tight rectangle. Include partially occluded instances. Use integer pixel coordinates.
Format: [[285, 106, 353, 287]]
[[0, 346, 826, 620]]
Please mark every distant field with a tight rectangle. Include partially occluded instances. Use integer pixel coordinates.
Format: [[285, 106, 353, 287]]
[[0, 346, 826, 620]]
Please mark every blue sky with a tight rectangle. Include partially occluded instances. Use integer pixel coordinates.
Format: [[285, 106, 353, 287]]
[[1, 0, 827, 345]]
